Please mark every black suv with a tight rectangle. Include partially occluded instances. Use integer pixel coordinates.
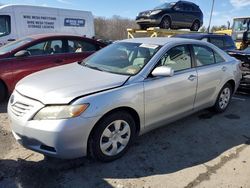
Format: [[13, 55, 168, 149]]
[[173, 33, 236, 51], [136, 1, 203, 31]]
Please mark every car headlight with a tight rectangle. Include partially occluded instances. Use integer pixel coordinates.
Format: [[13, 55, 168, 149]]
[[150, 10, 162, 15], [33, 104, 89, 120]]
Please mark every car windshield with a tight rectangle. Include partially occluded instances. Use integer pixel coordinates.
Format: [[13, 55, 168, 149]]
[[0, 37, 34, 55], [154, 2, 176, 9], [81, 42, 161, 76], [0, 15, 10, 37], [233, 18, 250, 32]]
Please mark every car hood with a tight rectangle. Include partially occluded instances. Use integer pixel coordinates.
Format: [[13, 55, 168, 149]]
[[138, 9, 167, 16], [16, 63, 130, 104], [227, 49, 250, 56]]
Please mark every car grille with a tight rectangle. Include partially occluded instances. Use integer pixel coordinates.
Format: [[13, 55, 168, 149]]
[[11, 102, 34, 117]]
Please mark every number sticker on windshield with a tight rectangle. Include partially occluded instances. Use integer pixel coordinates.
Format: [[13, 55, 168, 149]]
[[139, 44, 159, 49]]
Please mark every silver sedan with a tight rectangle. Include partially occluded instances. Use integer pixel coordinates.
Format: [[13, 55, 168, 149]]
[[8, 38, 242, 161]]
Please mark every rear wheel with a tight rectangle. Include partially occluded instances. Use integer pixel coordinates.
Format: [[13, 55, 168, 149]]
[[213, 83, 232, 113], [89, 111, 136, 162], [0, 82, 7, 102], [160, 17, 171, 29], [190, 20, 200, 31]]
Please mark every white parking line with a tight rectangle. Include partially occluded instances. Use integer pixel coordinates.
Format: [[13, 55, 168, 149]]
[[232, 97, 246, 101]]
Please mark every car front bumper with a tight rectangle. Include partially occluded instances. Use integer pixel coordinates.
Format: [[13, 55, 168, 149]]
[[136, 16, 161, 25], [8, 91, 101, 159]]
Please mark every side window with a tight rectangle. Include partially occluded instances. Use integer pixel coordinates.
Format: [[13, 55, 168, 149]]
[[184, 4, 193, 12], [174, 3, 184, 11], [209, 37, 224, 49], [0, 15, 11, 37], [214, 51, 225, 63], [51, 40, 63, 54], [193, 45, 215, 66], [26, 42, 47, 56], [68, 40, 97, 53], [201, 37, 208, 42], [26, 40, 63, 56], [224, 36, 235, 48], [159, 45, 191, 71]]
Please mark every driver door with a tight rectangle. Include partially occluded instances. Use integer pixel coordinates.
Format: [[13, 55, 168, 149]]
[[143, 45, 197, 129], [10, 39, 65, 89]]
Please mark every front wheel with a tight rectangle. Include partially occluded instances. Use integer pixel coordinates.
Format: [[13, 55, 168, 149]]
[[213, 83, 233, 113], [160, 17, 171, 29], [89, 111, 136, 162]]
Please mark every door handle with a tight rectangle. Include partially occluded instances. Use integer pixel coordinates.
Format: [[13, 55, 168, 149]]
[[7, 38, 16, 42], [222, 66, 227, 72], [188, 75, 197, 81]]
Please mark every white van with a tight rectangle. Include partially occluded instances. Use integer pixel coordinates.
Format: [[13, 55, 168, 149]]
[[0, 4, 95, 46]]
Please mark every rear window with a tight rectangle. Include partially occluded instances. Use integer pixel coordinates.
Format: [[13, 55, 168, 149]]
[[214, 51, 225, 63], [209, 37, 224, 49], [224, 36, 235, 48]]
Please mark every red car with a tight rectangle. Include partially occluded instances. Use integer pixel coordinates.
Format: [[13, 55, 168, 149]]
[[0, 34, 106, 101]]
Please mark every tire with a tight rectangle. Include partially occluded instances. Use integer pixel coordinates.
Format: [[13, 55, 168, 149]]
[[160, 17, 171, 29], [89, 111, 136, 162], [139, 25, 147, 30], [0, 82, 6, 102], [190, 20, 200, 31], [213, 83, 233, 113]]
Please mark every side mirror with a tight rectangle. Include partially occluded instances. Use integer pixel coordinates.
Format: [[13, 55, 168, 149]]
[[14, 50, 30, 57], [152, 66, 174, 77]]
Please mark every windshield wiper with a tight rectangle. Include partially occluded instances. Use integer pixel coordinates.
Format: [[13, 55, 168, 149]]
[[83, 63, 104, 72]]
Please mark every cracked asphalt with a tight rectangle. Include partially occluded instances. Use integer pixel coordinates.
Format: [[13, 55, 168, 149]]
[[0, 91, 250, 188]]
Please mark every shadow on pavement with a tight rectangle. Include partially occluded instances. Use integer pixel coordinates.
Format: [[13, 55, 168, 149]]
[[0, 94, 250, 188], [0, 100, 7, 114]]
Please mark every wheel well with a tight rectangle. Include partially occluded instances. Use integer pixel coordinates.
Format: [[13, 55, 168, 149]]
[[193, 19, 200, 25], [87, 107, 141, 155], [226, 79, 236, 92], [0, 79, 8, 98], [161, 15, 171, 23]]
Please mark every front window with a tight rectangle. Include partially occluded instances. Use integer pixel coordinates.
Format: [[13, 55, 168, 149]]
[[233, 18, 250, 32], [158, 45, 192, 72], [25, 40, 63, 56], [81, 42, 161, 75], [154, 2, 176, 10], [0, 15, 10, 37], [0, 37, 33, 55]]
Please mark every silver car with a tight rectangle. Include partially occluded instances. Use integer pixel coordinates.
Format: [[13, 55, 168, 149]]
[[8, 38, 241, 161]]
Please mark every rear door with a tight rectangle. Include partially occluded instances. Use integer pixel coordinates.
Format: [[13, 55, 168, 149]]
[[144, 45, 197, 128], [62, 37, 102, 63], [172, 3, 192, 27], [192, 44, 229, 108]]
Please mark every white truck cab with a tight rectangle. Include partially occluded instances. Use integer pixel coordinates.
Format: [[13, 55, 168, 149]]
[[0, 5, 95, 46]]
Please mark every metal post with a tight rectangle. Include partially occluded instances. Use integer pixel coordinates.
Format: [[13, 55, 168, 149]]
[[207, 0, 215, 33]]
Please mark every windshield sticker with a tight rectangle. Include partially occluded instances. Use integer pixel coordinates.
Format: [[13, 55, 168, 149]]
[[139, 44, 159, 49]]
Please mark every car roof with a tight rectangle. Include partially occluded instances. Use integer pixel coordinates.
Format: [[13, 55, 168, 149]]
[[174, 33, 229, 39], [178, 0, 198, 6], [27, 33, 84, 40], [122, 37, 206, 46]]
